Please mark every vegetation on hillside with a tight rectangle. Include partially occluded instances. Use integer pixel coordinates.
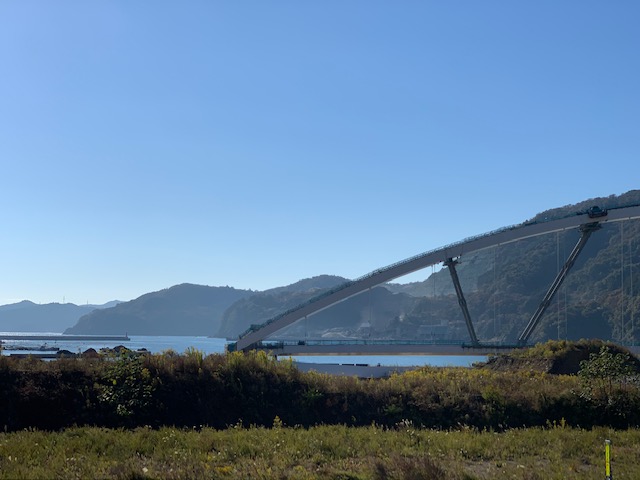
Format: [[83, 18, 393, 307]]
[[482, 339, 640, 374], [1, 344, 639, 432], [1, 343, 639, 477], [220, 284, 419, 339], [395, 190, 640, 344], [65, 284, 252, 336]]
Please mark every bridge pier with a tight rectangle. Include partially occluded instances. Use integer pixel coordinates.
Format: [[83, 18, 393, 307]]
[[518, 222, 601, 345], [445, 257, 480, 346]]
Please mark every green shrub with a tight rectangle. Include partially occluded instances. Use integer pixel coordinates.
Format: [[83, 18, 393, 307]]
[[0, 342, 639, 431]]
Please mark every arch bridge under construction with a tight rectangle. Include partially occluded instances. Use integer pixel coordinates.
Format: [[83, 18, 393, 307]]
[[229, 203, 640, 355]]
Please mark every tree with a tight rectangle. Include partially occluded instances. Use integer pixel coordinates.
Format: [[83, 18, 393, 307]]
[[578, 346, 636, 404]]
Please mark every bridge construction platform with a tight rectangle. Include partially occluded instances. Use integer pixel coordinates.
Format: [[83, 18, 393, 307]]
[[238, 340, 523, 356], [231, 340, 640, 357]]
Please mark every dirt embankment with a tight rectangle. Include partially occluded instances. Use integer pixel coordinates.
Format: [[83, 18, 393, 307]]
[[479, 341, 640, 375]]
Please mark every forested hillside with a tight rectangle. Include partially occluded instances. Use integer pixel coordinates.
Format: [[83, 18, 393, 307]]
[[218, 275, 420, 339], [386, 190, 640, 343], [65, 284, 251, 335]]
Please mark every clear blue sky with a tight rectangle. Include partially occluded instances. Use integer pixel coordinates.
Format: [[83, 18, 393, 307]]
[[1, 1, 638, 305]]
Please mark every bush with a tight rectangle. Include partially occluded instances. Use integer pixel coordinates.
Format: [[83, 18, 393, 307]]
[[0, 342, 639, 431]]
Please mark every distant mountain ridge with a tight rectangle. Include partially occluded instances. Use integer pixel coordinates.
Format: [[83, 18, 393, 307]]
[[259, 275, 348, 297], [64, 284, 252, 336], [219, 276, 348, 332], [0, 300, 120, 333], [61, 274, 420, 340], [219, 280, 421, 340]]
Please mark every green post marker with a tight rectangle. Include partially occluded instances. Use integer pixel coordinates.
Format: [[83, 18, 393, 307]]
[[605, 439, 612, 480]]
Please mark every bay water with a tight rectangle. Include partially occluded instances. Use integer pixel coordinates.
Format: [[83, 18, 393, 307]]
[[0, 333, 485, 367]]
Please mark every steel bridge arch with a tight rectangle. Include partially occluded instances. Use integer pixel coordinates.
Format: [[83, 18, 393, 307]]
[[233, 204, 640, 351]]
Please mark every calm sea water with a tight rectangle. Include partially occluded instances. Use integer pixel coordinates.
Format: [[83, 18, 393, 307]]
[[0, 333, 485, 367]]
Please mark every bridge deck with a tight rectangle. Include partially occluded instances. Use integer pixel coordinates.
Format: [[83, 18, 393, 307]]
[[248, 341, 640, 357], [247, 341, 522, 356]]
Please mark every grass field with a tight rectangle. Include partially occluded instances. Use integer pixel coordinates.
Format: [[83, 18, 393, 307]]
[[0, 425, 638, 479], [1, 342, 639, 478]]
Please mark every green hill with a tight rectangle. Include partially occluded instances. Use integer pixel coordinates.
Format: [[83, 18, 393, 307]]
[[217, 275, 420, 339], [388, 190, 640, 343], [0, 300, 118, 333], [64, 284, 251, 336]]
